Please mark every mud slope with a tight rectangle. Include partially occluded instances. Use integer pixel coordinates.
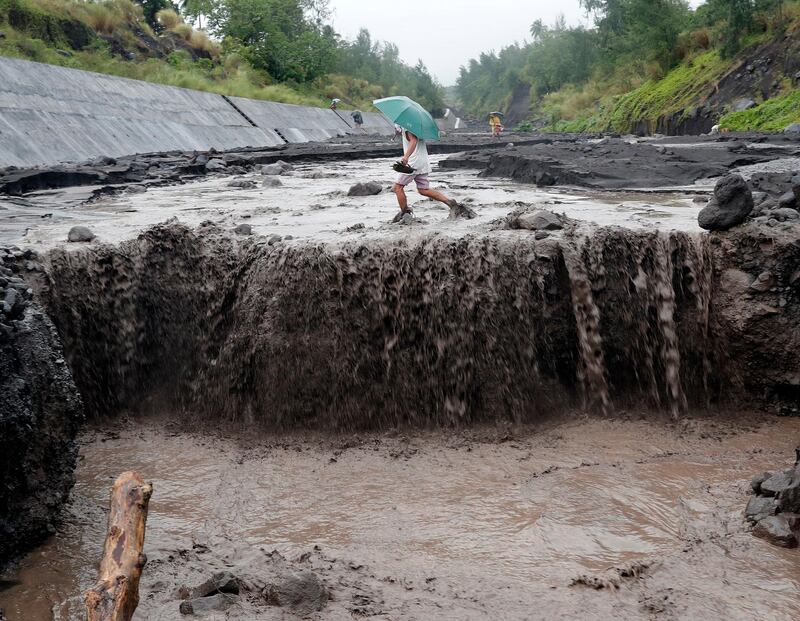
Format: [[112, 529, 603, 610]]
[[40, 221, 799, 428], [0, 253, 83, 566]]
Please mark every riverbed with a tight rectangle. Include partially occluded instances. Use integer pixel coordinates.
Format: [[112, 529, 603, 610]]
[[2, 413, 798, 620]]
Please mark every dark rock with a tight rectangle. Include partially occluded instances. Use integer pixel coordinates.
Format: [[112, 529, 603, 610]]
[[346, 223, 365, 231], [347, 181, 383, 197], [760, 470, 794, 495], [189, 571, 240, 598], [261, 161, 292, 176], [261, 176, 282, 188], [267, 234, 282, 245], [205, 159, 227, 172], [90, 156, 116, 167], [698, 174, 754, 231], [234, 224, 252, 236], [179, 593, 238, 615], [745, 495, 777, 523], [768, 207, 799, 222], [534, 170, 556, 186], [753, 515, 798, 548], [264, 570, 328, 615], [732, 98, 756, 112], [778, 191, 797, 209], [751, 471, 772, 494], [749, 271, 775, 293], [777, 482, 800, 513], [448, 201, 477, 220], [534, 231, 550, 240], [517, 210, 563, 231], [67, 225, 95, 242], [0, 301, 83, 566], [227, 179, 257, 189], [784, 123, 800, 134]]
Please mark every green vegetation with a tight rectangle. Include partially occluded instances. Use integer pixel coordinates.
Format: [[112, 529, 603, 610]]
[[457, 0, 800, 133], [720, 90, 800, 129], [0, 0, 444, 111]]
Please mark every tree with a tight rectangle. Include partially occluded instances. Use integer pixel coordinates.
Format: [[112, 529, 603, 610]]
[[135, 0, 177, 30], [208, 0, 336, 81]]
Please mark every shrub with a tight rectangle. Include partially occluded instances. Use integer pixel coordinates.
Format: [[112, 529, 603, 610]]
[[171, 22, 191, 40], [84, 3, 119, 34], [155, 7, 180, 29], [693, 28, 711, 49]]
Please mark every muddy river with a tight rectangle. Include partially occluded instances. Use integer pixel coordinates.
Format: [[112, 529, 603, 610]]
[[2, 414, 798, 620], [0, 155, 706, 248]]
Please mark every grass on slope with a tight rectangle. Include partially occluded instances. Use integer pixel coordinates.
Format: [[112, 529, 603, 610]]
[[604, 51, 730, 133], [0, 0, 377, 109], [720, 90, 800, 131]]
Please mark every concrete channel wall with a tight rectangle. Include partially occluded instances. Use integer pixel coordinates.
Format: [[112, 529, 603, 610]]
[[0, 57, 393, 168]]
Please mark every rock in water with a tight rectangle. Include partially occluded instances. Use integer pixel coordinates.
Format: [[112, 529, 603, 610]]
[[227, 179, 257, 189], [517, 210, 563, 231], [753, 515, 798, 548], [67, 225, 95, 242], [760, 470, 794, 496], [234, 224, 252, 236], [347, 181, 383, 197], [745, 495, 778, 523], [264, 570, 328, 615], [188, 571, 240, 598], [205, 159, 227, 172], [697, 174, 754, 231], [179, 593, 238, 615], [751, 472, 772, 493], [448, 201, 477, 220], [261, 161, 292, 176], [262, 177, 282, 188]]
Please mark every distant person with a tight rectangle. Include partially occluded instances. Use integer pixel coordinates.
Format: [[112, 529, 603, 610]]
[[392, 129, 458, 221], [351, 110, 364, 132], [489, 113, 503, 138], [330, 98, 340, 110]]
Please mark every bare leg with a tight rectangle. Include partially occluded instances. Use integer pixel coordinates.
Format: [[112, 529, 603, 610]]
[[393, 183, 409, 211], [419, 187, 456, 206]]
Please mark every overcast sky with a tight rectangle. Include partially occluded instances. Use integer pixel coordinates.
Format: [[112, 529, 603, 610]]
[[328, 0, 590, 86]]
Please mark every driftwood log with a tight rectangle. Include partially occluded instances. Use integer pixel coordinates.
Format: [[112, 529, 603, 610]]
[[85, 471, 153, 621]]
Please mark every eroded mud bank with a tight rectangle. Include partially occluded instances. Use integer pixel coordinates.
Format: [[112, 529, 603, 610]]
[[0, 249, 83, 566], [36, 220, 799, 428]]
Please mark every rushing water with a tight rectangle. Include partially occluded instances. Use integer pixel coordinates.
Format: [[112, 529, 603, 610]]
[[2, 416, 799, 620]]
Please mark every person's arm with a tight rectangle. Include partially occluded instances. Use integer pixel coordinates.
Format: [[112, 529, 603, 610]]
[[401, 133, 418, 164]]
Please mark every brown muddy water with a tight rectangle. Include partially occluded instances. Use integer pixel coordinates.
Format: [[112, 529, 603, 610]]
[[2, 414, 799, 620]]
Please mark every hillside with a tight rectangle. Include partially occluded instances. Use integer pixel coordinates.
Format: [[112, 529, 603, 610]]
[[0, 0, 444, 113], [457, 0, 800, 135]]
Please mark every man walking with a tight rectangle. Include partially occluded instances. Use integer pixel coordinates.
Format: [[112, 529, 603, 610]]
[[392, 129, 458, 221]]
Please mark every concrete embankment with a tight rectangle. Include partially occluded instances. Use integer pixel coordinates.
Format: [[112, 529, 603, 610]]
[[0, 56, 394, 168]]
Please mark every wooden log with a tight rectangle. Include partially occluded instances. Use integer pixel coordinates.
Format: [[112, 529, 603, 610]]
[[85, 471, 153, 621]]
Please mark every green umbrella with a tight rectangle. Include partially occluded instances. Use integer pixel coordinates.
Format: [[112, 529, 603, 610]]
[[373, 96, 440, 141]]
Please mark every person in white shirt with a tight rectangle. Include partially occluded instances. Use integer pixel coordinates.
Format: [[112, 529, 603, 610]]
[[393, 129, 457, 220]]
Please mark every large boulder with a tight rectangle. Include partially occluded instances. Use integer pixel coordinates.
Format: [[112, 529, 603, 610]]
[[347, 181, 383, 197], [0, 265, 83, 566], [263, 569, 328, 615], [698, 174, 754, 231], [67, 225, 95, 242], [784, 123, 800, 134], [517, 210, 563, 231], [753, 515, 798, 548]]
